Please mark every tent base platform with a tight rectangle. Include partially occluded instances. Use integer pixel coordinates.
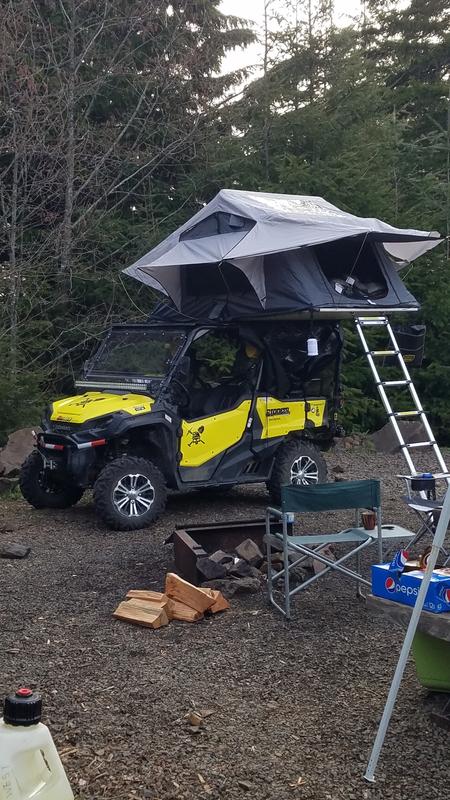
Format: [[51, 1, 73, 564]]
[[234, 307, 419, 321]]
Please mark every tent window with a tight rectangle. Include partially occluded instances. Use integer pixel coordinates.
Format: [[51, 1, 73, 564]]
[[315, 238, 388, 300], [182, 263, 256, 297], [180, 212, 254, 241]]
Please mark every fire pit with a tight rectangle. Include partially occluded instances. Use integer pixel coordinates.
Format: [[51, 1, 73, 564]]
[[166, 517, 292, 585]]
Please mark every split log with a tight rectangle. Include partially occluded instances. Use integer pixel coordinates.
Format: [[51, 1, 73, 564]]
[[207, 590, 230, 614], [126, 590, 174, 616], [124, 597, 173, 617], [170, 599, 204, 623], [199, 587, 229, 613], [165, 572, 215, 613], [113, 600, 169, 629]]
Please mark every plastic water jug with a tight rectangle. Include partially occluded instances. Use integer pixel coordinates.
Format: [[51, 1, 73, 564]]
[[0, 688, 74, 800]]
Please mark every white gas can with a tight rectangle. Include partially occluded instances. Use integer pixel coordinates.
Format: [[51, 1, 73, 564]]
[[0, 688, 74, 800]]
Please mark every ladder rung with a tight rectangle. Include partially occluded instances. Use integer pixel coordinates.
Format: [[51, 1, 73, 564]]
[[380, 380, 411, 387], [358, 319, 387, 326], [355, 316, 449, 478], [371, 350, 398, 356], [403, 441, 435, 449]]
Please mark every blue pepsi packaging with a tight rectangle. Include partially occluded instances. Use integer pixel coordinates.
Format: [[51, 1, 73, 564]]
[[372, 562, 450, 613], [389, 549, 409, 574]]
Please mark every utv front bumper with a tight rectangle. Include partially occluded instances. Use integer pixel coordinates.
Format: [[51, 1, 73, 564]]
[[36, 431, 107, 488]]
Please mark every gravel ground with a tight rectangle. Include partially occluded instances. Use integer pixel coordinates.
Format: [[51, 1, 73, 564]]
[[1, 440, 449, 800]]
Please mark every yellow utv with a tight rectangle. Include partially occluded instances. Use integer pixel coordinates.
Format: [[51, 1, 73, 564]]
[[19, 319, 342, 530]]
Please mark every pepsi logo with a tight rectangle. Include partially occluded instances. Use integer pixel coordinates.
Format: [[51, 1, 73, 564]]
[[444, 589, 450, 604], [385, 577, 396, 592]]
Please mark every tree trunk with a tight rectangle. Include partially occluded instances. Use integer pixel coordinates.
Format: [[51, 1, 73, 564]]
[[446, 85, 450, 259], [263, 0, 271, 182], [9, 147, 19, 378], [59, 0, 76, 291]]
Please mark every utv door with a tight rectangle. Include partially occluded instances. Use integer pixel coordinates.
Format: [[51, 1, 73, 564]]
[[177, 329, 254, 483], [263, 396, 327, 439], [178, 400, 252, 481]]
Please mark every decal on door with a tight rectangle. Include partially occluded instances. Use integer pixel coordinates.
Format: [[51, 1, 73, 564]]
[[187, 426, 205, 446], [255, 397, 326, 439], [266, 407, 290, 417], [180, 401, 252, 467]]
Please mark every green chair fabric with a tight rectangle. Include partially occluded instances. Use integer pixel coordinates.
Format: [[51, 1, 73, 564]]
[[281, 479, 380, 514]]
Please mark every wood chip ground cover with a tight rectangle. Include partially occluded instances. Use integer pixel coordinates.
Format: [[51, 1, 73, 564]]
[[0, 442, 449, 799]]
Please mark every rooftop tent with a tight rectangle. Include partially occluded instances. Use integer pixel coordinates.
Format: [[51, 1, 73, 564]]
[[123, 190, 443, 319]]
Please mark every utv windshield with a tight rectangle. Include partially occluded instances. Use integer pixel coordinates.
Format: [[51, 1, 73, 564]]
[[88, 328, 186, 378]]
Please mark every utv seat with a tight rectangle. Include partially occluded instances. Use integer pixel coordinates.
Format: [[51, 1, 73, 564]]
[[187, 388, 208, 418], [202, 383, 247, 415]]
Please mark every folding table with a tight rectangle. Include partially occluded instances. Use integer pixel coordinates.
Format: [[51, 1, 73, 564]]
[[264, 479, 416, 619]]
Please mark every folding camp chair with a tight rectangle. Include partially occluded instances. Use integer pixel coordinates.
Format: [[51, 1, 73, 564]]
[[264, 479, 415, 619], [398, 472, 450, 561]]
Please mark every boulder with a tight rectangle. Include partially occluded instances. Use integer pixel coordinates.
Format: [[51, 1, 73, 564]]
[[313, 544, 335, 575], [235, 538, 264, 568], [196, 556, 227, 581], [208, 550, 234, 566], [371, 421, 428, 455], [230, 577, 261, 594], [226, 558, 255, 578], [0, 543, 31, 559], [0, 477, 19, 495], [270, 552, 285, 565], [0, 428, 38, 477], [201, 576, 261, 598], [260, 560, 282, 574]]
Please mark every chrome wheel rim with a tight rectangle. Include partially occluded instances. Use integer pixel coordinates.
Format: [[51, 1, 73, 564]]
[[290, 455, 319, 486], [113, 473, 155, 517]]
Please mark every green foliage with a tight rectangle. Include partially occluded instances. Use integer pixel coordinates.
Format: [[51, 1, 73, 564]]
[[192, 332, 239, 379], [0, 0, 449, 446], [0, 0, 253, 442], [0, 363, 43, 446], [193, 0, 450, 441], [338, 326, 385, 434]]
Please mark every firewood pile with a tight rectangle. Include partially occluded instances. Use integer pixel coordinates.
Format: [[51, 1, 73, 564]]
[[113, 573, 230, 629], [113, 537, 323, 629]]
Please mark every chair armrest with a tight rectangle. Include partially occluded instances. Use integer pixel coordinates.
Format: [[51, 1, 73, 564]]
[[266, 506, 283, 520]]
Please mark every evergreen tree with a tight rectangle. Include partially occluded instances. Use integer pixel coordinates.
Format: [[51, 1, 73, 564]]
[[0, 0, 252, 440]]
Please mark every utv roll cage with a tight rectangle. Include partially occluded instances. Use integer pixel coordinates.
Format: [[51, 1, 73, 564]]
[[76, 318, 344, 443]]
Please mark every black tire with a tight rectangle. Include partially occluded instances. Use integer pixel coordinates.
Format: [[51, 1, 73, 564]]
[[19, 451, 84, 509], [93, 456, 166, 531], [267, 439, 327, 505]]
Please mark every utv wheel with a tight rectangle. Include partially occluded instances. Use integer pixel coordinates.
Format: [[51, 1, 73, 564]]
[[93, 456, 166, 531], [267, 439, 327, 505], [19, 451, 84, 509]]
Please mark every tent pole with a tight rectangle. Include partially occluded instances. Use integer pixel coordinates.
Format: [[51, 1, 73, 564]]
[[364, 485, 450, 782]]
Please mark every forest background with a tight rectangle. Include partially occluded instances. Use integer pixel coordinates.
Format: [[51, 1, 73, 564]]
[[0, 0, 449, 443]]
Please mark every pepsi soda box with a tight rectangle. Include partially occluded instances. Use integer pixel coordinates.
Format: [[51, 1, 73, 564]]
[[371, 562, 450, 613]]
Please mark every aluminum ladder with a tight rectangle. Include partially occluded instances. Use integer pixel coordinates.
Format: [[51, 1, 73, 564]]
[[355, 315, 449, 479]]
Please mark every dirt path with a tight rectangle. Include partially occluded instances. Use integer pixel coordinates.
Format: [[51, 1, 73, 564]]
[[1, 443, 449, 799]]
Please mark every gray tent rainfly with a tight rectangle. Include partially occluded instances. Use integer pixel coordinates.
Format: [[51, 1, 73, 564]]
[[124, 190, 442, 320]]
